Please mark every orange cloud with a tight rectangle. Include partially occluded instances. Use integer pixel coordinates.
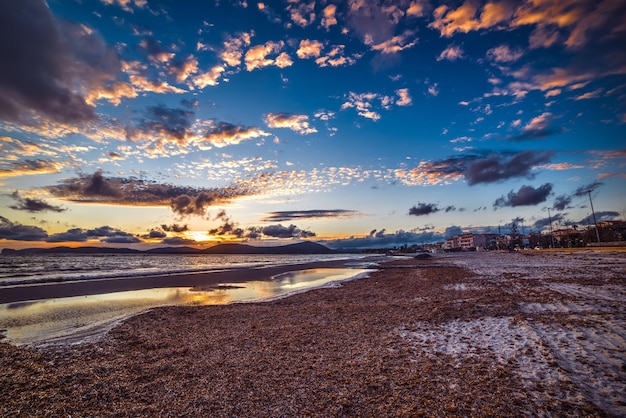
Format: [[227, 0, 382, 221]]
[[321, 4, 338, 29], [245, 41, 291, 71], [265, 113, 317, 135], [297, 39, 324, 59]]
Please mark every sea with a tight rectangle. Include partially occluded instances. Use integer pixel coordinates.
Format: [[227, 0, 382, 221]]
[[0, 253, 380, 346], [0, 252, 373, 288]]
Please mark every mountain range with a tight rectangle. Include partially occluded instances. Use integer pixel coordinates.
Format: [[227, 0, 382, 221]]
[[0, 241, 336, 256]]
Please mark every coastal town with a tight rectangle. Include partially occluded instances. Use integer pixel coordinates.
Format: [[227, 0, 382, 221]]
[[390, 220, 626, 253]]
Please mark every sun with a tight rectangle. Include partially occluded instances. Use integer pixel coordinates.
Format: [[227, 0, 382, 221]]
[[185, 231, 214, 242]]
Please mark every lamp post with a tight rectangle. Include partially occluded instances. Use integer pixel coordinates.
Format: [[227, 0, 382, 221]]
[[547, 208, 554, 248], [588, 190, 601, 244]]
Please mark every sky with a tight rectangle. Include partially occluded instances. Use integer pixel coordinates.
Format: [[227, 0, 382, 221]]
[[0, 0, 625, 251]]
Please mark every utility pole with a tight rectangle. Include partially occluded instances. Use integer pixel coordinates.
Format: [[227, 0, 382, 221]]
[[588, 190, 601, 244], [547, 208, 554, 248]]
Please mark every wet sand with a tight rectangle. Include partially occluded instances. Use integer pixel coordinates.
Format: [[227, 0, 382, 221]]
[[1, 251, 625, 416], [0, 258, 374, 304]]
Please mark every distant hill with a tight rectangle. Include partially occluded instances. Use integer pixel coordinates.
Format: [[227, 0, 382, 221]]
[[1, 241, 336, 256]]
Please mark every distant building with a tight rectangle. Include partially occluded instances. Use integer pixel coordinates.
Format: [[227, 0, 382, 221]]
[[444, 233, 499, 251]]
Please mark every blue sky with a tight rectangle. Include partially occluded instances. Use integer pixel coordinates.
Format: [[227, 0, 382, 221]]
[[0, 0, 625, 250]]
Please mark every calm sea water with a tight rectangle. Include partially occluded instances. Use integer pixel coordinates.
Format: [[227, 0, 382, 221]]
[[0, 253, 370, 287]]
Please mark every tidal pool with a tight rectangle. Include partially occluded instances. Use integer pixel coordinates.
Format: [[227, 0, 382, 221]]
[[0, 268, 374, 346]]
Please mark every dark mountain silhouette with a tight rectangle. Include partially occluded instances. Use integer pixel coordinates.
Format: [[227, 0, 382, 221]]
[[1, 242, 336, 255]]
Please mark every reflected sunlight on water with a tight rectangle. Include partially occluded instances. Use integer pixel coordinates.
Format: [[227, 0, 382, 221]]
[[0, 268, 375, 346]]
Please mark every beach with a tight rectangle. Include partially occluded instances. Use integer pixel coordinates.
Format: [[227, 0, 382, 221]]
[[1, 251, 625, 416]]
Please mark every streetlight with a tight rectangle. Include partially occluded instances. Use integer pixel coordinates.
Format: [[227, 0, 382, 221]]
[[588, 190, 601, 244]]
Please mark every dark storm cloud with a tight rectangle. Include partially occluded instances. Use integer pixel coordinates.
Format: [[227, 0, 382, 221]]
[[408, 203, 440, 216], [260, 224, 316, 239], [323, 229, 445, 251], [161, 223, 189, 233], [532, 213, 567, 231], [170, 192, 226, 217], [0, 0, 121, 124], [46, 225, 141, 243], [8, 191, 66, 213], [415, 150, 553, 186], [508, 113, 565, 142], [47, 228, 88, 242], [0, 159, 62, 178], [578, 211, 620, 224], [444, 226, 464, 238], [101, 235, 141, 244], [494, 183, 553, 208], [263, 209, 361, 222], [553, 195, 573, 211], [0, 216, 49, 241], [147, 229, 167, 239], [444, 206, 457, 213], [83, 171, 122, 198], [464, 150, 554, 185], [573, 181, 603, 197], [509, 126, 565, 142], [46, 171, 256, 216], [208, 219, 239, 236], [162, 237, 198, 246], [136, 105, 194, 142]]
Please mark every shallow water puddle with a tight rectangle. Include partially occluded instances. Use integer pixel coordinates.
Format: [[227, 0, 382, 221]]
[[0, 268, 374, 346]]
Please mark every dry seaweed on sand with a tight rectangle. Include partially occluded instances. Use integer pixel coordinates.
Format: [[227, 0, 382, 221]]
[[1, 252, 624, 417]]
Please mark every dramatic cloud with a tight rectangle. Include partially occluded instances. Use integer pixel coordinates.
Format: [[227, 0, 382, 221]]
[[532, 213, 567, 231], [8, 191, 66, 213], [509, 112, 564, 141], [47, 225, 141, 243], [0, 216, 48, 241], [464, 150, 554, 185], [0, 159, 65, 178], [202, 122, 271, 148], [265, 113, 317, 135], [323, 228, 445, 250], [578, 211, 620, 224], [408, 203, 440, 216], [161, 223, 189, 233], [263, 210, 362, 222], [162, 237, 199, 246], [494, 183, 553, 208], [46, 171, 259, 217], [259, 224, 315, 239], [444, 226, 464, 239], [573, 181, 603, 197], [134, 105, 194, 144], [0, 1, 99, 124], [553, 195, 572, 211], [145, 229, 167, 239]]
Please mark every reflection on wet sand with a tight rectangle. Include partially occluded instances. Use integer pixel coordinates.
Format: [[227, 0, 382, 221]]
[[0, 268, 374, 346]]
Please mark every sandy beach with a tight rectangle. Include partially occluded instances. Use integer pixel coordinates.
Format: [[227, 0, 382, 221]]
[[1, 251, 625, 417]]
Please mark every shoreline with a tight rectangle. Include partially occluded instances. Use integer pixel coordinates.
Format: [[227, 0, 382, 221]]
[[0, 256, 382, 305], [1, 251, 624, 416]]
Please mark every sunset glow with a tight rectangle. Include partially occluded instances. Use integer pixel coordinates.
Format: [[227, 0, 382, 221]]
[[0, 0, 624, 251]]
